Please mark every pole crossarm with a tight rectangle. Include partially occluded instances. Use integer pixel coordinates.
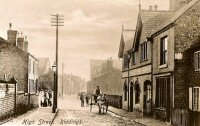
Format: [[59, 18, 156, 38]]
[[51, 14, 64, 27]]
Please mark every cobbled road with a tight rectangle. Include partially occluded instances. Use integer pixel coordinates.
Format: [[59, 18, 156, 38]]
[[51, 95, 140, 126]]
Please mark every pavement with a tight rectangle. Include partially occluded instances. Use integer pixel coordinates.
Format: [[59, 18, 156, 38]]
[[108, 106, 172, 126], [2, 107, 57, 126]]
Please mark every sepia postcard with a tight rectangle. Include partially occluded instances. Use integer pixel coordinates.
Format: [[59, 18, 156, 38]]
[[0, 0, 200, 126]]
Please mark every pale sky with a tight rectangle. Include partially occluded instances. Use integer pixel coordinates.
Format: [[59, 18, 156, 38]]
[[0, 0, 169, 81]]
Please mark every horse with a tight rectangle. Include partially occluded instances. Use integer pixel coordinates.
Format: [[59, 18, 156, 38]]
[[96, 94, 108, 114]]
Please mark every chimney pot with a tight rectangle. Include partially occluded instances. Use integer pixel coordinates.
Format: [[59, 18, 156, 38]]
[[7, 30, 17, 46]]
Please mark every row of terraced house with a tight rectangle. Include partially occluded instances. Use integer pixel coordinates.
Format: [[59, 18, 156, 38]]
[[118, 0, 200, 125]]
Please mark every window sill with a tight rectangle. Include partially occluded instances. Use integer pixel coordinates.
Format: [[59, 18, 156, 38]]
[[140, 59, 148, 63], [195, 69, 200, 72], [159, 64, 167, 69]]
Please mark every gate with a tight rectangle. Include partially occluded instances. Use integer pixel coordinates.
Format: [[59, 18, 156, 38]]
[[0, 77, 17, 124]]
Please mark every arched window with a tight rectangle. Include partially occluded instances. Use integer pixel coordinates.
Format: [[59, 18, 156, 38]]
[[135, 79, 141, 104], [123, 80, 128, 101]]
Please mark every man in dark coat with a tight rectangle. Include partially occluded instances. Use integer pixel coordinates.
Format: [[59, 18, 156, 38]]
[[94, 86, 101, 103]]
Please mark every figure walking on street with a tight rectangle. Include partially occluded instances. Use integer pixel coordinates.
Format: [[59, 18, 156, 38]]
[[80, 93, 84, 107]]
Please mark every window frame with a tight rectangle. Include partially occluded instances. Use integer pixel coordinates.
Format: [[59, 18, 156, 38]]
[[192, 87, 200, 111], [131, 51, 136, 65], [160, 36, 168, 66], [194, 51, 200, 71], [141, 42, 148, 62]]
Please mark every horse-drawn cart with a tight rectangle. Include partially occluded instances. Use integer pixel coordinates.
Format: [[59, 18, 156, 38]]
[[89, 94, 108, 114]]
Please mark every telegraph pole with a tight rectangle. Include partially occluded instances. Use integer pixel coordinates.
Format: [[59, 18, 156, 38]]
[[62, 63, 64, 99], [51, 14, 64, 113]]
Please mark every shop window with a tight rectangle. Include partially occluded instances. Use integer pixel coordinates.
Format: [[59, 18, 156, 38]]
[[155, 77, 170, 108]]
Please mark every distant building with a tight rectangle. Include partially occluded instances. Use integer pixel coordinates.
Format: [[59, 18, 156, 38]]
[[58, 73, 87, 96], [87, 58, 122, 96]]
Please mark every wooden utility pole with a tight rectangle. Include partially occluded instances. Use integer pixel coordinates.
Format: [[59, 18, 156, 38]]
[[51, 14, 64, 113], [62, 63, 64, 99]]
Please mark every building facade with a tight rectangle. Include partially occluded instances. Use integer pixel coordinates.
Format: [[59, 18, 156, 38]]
[[0, 28, 39, 116], [119, 0, 200, 125], [87, 58, 122, 96]]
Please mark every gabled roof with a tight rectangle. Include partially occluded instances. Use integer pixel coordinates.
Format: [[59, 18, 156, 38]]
[[118, 30, 134, 58], [133, 10, 174, 51], [118, 33, 125, 58], [124, 38, 134, 52], [151, 0, 198, 36]]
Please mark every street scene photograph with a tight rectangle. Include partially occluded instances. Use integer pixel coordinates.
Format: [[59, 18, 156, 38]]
[[0, 0, 200, 126]]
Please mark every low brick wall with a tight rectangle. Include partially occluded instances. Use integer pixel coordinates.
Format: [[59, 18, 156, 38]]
[[16, 93, 38, 115], [107, 95, 122, 109]]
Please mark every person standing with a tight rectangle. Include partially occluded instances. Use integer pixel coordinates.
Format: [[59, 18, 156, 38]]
[[86, 94, 90, 107], [80, 93, 84, 107], [94, 86, 101, 103]]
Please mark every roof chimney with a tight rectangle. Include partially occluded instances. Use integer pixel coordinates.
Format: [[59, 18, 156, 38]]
[[17, 32, 24, 51], [154, 5, 158, 11], [24, 36, 28, 53], [7, 30, 17, 46], [149, 5, 153, 11]]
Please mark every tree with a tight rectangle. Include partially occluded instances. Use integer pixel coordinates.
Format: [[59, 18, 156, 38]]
[[38, 70, 54, 91]]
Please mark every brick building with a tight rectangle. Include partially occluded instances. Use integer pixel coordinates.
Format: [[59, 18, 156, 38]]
[[118, 0, 200, 125], [0, 28, 38, 116]]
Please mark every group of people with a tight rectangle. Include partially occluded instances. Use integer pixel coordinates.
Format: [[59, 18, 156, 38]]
[[40, 90, 52, 107], [80, 92, 90, 107]]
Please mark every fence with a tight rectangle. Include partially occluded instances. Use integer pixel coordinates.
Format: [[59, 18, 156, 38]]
[[107, 95, 122, 109], [172, 109, 189, 126]]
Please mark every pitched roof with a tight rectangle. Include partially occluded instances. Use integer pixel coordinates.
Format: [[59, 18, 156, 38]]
[[133, 10, 174, 51], [124, 38, 134, 52], [151, 0, 198, 36], [118, 30, 134, 58], [140, 10, 174, 42]]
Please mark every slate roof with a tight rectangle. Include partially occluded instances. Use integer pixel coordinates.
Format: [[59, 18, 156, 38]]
[[140, 10, 174, 43], [133, 10, 174, 51]]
